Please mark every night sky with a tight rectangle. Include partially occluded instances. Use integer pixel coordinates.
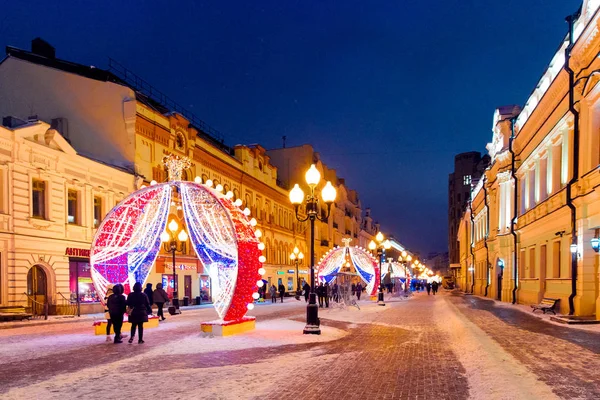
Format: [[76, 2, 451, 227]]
[[1, 0, 580, 255]]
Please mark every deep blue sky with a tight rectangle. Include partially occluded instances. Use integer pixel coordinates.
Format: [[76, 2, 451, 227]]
[[1, 0, 580, 255]]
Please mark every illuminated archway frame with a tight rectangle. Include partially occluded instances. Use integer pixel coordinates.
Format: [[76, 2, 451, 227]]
[[90, 177, 266, 323], [316, 241, 380, 296], [381, 261, 409, 280]]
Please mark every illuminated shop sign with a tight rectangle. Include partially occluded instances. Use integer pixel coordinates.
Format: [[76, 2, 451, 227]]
[[65, 248, 90, 258]]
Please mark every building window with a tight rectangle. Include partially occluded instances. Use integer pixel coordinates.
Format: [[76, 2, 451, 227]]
[[93, 196, 102, 228], [69, 260, 99, 303], [68, 190, 79, 224], [463, 175, 472, 186], [552, 241, 561, 278], [529, 247, 536, 278], [32, 179, 46, 219]]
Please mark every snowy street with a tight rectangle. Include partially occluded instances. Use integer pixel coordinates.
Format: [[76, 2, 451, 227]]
[[1, 291, 599, 400]]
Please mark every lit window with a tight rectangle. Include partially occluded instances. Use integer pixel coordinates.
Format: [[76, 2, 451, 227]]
[[93, 197, 102, 228], [463, 175, 472, 186], [32, 179, 46, 219], [68, 190, 78, 224]]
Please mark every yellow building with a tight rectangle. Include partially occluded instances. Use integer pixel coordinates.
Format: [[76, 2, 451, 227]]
[[0, 40, 380, 308], [458, 1, 600, 318]]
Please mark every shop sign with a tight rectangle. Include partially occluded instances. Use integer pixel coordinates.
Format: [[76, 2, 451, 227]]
[[276, 271, 285, 275], [164, 264, 197, 271], [299, 270, 308, 274], [65, 248, 90, 258], [287, 269, 295, 274]]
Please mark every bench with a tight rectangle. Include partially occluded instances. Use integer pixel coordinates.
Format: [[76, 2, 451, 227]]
[[531, 298, 560, 314]]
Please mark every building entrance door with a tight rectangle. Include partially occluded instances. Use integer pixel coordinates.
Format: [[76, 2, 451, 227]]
[[497, 261, 504, 301], [27, 265, 47, 314], [184, 275, 192, 300]]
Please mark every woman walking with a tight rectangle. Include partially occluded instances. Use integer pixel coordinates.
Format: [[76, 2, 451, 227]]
[[153, 282, 169, 321], [107, 284, 127, 343], [103, 284, 114, 342], [269, 284, 277, 303], [127, 282, 151, 344], [144, 283, 154, 315]]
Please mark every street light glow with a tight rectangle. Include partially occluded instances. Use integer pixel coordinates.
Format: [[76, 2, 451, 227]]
[[375, 232, 384, 242], [321, 181, 337, 203], [289, 184, 305, 205], [305, 164, 321, 187]]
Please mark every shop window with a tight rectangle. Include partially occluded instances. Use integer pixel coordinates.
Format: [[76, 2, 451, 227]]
[[93, 196, 102, 228], [69, 260, 99, 303], [32, 179, 46, 219], [287, 277, 293, 291]]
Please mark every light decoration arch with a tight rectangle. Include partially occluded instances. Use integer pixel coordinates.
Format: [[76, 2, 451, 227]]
[[90, 155, 263, 322], [316, 239, 380, 296]]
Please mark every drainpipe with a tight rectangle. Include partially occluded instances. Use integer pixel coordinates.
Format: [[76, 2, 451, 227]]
[[509, 117, 519, 304], [483, 174, 491, 297], [565, 14, 580, 316], [469, 195, 476, 294]]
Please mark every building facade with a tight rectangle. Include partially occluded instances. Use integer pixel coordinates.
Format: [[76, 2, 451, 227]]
[[457, 0, 600, 317], [0, 118, 134, 313], [0, 40, 381, 310]]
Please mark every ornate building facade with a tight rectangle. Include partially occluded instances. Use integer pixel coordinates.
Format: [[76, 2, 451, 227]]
[[457, 1, 600, 317], [0, 40, 379, 310]]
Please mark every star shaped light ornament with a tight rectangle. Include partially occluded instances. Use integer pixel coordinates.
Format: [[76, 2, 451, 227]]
[[90, 155, 264, 322]]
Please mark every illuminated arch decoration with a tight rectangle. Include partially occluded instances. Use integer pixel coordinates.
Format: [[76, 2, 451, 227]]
[[381, 262, 408, 280], [90, 156, 264, 322], [316, 239, 380, 296]]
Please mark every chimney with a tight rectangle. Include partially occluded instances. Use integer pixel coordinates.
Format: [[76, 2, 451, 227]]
[[31, 38, 55, 59]]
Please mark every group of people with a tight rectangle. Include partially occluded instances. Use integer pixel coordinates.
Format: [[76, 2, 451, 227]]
[[267, 283, 287, 303], [425, 281, 439, 295], [103, 282, 170, 344]]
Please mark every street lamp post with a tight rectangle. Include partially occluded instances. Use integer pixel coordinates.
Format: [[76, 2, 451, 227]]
[[290, 164, 337, 335], [399, 251, 412, 293], [369, 232, 391, 306], [160, 219, 188, 314], [289, 246, 305, 292]]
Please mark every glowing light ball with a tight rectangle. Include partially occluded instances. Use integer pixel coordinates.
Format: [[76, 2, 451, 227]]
[[90, 156, 261, 322]]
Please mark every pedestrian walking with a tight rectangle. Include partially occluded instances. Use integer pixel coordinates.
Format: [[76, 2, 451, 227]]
[[270, 284, 277, 303], [107, 284, 126, 344], [278, 283, 285, 303], [153, 283, 169, 321], [317, 282, 325, 308], [127, 282, 151, 344], [332, 282, 339, 303], [103, 284, 114, 342], [356, 282, 363, 300], [324, 282, 331, 308], [144, 283, 154, 315], [303, 282, 310, 303], [426, 282, 432, 295], [351, 282, 356, 297], [432, 281, 439, 295]]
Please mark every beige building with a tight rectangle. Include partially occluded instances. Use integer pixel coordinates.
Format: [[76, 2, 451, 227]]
[[0, 40, 380, 309], [0, 118, 134, 313], [458, 1, 600, 318]]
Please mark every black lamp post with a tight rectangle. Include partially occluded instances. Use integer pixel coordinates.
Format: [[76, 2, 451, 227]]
[[161, 219, 188, 314], [369, 232, 391, 306], [399, 251, 412, 293], [290, 246, 305, 292], [290, 164, 337, 335]]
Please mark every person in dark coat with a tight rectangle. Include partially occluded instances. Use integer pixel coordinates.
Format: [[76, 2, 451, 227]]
[[432, 281, 439, 295], [144, 283, 154, 313], [104, 284, 114, 342], [303, 282, 310, 303], [107, 284, 127, 344], [317, 282, 325, 308], [332, 282, 339, 303], [153, 283, 169, 321], [351, 282, 356, 297], [426, 282, 432, 295], [278, 283, 285, 303], [127, 282, 151, 344], [356, 282, 363, 300], [324, 282, 331, 308]]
